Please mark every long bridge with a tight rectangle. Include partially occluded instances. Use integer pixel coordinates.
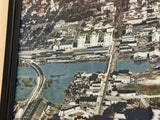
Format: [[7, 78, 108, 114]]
[[15, 62, 46, 120]]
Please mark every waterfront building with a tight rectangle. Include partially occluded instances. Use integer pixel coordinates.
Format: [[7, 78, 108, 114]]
[[59, 40, 73, 50], [134, 52, 148, 61], [103, 32, 113, 47], [90, 32, 99, 47], [77, 34, 87, 48], [115, 75, 131, 84]]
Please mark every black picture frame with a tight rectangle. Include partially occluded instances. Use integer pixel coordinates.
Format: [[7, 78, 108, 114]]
[[0, 0, 22, 119], [1, 0, 160, 120]]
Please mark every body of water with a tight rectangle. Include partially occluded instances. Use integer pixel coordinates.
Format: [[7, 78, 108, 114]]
[[15, 61, 106, 103], [116, 61, 151, 73], [16, 60, 152, 103]]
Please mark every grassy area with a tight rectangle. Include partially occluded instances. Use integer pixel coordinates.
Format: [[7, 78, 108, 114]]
[[123, 84, 160, 95], [22, 77, 33, 87], [138, 72, 159, 80], [35, 101, 46, 118]]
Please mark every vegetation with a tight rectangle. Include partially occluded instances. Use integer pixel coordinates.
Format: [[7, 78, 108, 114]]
[[35, 101, 46, 118], [43, 79, 53, 89], [22, 77, 33, 87], [123, 84, 160, 95], [138, 72, 159, 80], [114, 25, 126, 38]]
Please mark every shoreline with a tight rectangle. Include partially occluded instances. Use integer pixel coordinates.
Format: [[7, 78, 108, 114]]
[[18, 57, 108, 67]]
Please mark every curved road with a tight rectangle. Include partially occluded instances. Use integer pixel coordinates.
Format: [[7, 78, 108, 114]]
[[18, 62, 46, 120]]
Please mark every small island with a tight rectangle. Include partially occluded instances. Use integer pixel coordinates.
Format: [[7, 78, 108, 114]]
[[22, 77, 33, 87]]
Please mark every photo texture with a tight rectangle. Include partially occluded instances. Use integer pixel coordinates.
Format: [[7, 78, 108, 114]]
[[14, 0, 160, 120]]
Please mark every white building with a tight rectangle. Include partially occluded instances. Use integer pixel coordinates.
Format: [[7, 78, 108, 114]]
[[15, 108, 24, 119], [152, 31, 160, 42], [50, 0, 59, 12], [115, 75, 131, 84], [122, 34, 135, 42], [101, 2, 116, 14], [126, 25, 133, 34], [114, 113, 126, 120], [152, 109, 160, 120], [126, 18, 143, 25], [77, 34, 86, 48], [134, 52, 148, 60], [129, 0, 138, 10], [149, 49, 160, 57], [59, 42, 73, 50], [103, 32, 113, 47], [90, 32, 99, 47]]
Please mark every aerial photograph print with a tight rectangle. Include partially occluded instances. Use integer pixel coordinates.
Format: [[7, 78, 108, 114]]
[[13, 0, 160, 120]]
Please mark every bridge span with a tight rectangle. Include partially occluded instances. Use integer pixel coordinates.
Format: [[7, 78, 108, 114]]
[[15, 62, 46, 120]]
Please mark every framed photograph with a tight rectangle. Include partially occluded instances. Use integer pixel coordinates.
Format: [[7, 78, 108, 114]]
[[1, 0, 160, 120]]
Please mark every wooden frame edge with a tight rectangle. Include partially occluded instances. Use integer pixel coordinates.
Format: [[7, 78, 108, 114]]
[[0, 0, 21, 119]]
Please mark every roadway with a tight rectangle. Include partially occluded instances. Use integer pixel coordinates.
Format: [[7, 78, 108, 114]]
[[98, 43, 115, 114], [17, 62, 46, 120]]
